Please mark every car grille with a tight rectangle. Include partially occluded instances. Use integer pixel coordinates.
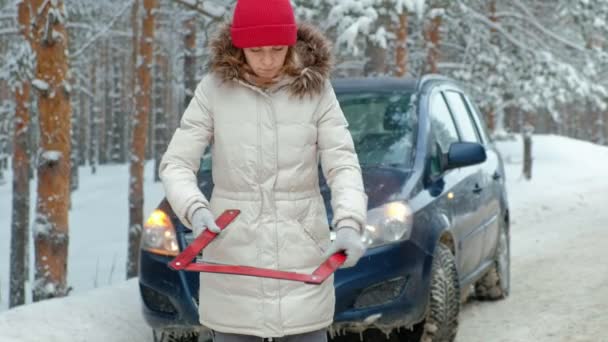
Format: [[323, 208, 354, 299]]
[[140, 284, 178, 314], [353, 276, 409, 309]]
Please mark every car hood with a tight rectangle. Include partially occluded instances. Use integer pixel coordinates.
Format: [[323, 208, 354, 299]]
[[319, 166, 412, 224]]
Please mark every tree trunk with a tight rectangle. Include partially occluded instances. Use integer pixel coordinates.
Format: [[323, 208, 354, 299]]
[[603, 110, 608, 146], [10, 0, 32, 308], [128, 0, 139, 163], [89, 61, 98, 174], [364, 41, 387, 76], [99, 39, 108, 164], [183, 14, 197, 110], [394, 12, 408, 77], [594, 109, 604, 145], [425, 11, 442, 74], [110, 46, 124, 162], [154, 53, 168, 182], [522, 122, 534, 181], [70, 73, 79, 194], [485, 0, 498, 132], [78, 74, 88, 166], [128, 0, 157, 279], [31, 0, 72, 301]]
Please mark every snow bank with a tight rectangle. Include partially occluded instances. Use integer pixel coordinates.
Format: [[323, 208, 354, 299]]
[[495, 134, 608, 208], [0, 279, 152, 342]]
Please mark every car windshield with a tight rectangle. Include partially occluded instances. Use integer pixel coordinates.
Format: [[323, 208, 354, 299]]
[[337, 91, 417, 168], [199, 90, 417, 172]]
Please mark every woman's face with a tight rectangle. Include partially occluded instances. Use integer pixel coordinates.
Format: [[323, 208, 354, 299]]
[[243, 46, 289, 81]]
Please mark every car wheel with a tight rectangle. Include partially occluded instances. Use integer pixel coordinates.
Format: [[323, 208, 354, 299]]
[[419, 243, 460, 342], [474, 223, 510, 300], [153, 329, 201, 342]]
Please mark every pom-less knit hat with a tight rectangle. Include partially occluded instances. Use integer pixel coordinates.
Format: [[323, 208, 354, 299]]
[[230, 0, 298, 48]]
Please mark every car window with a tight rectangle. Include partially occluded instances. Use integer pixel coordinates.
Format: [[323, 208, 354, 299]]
[[462, 95, 491, 144], [428, 91, 460, 176], [337, 91, 417, 168], [429, 91, 459, 153], [443, 91, 481, 143]]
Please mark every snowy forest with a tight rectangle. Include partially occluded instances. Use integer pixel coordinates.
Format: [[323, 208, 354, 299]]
[[0, 0, 607, 316]]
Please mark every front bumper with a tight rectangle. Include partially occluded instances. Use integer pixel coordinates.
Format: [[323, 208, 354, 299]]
[[332, 239, 432, 330], [139, 250, 200, 329], [138, 238, 432, 331]]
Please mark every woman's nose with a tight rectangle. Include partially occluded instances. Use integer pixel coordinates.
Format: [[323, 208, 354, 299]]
[[261, 53, 273, 67]]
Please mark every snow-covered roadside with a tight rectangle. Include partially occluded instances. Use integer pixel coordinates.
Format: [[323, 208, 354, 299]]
[[0, 279, 152, 342], [0, 135, 606, 341], [0, 162, 165, 312], [457, 135, 608, 342]]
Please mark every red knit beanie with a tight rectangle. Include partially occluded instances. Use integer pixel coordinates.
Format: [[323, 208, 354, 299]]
[[230, 0, 298, 48]]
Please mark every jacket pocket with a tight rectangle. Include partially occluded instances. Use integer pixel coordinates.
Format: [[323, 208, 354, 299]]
[[293, 196, 329, 256]]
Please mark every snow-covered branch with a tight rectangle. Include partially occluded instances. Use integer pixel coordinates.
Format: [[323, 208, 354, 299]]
[[70, 0, 133, 60], [495, 4, 587, 52], [171, 0, 225, 20], [0, 28, 18, 36], [457, 1, 536, 55]]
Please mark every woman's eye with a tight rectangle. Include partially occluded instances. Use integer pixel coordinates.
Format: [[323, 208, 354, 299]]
[[272, 47, 286, 51]]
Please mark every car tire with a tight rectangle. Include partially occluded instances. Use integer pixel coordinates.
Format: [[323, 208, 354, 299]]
[[474, 223, 510, 300], [153, 329, 200, 342], [419, 243, 460, 342]]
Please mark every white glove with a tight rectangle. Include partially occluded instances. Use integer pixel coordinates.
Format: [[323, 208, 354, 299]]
[[322, 226, 366, 268], [191, 207, 221, 237]]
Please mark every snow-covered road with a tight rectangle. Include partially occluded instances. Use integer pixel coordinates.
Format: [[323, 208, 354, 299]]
[[458, 180, 608, 342]]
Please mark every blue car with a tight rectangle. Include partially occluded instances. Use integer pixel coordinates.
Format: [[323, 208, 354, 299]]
[[138, 75, 510, 342]]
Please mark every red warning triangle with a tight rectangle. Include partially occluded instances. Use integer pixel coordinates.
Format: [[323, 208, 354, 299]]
[[167, 209, 346, 285]]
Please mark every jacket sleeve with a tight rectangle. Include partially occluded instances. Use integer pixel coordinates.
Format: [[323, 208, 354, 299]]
[[316, 81, 368, 233], [158, 75, 214, 229]]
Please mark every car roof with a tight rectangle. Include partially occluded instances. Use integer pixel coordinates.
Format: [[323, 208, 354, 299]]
[[331, 75, 456, 94], [331, 77, 418, 94]]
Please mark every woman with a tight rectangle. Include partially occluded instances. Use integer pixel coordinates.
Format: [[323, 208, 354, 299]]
[[159, 0, 368, 341]]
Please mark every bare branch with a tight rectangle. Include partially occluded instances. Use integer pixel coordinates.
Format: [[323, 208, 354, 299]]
[[498, 0, 587, 52], [0, 28, 18, 36], [70, 0, 133, 60], [171, 0, 223, 20], [457, 1, 536, 55]]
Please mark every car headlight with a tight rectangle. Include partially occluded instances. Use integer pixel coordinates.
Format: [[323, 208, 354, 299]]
[[361, 201, 414, 248], [141, 209, 179, 256]]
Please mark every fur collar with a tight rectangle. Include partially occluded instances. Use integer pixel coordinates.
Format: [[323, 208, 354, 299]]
[[208, 23, 333, 98]]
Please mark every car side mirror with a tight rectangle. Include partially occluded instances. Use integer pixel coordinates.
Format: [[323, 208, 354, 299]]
[[444, 142, 486, 171]]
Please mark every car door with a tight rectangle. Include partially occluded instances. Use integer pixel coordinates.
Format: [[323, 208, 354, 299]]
[[427, 89, 483, 277], [462, 94, 503, 262], [443, 90, 495, 273]]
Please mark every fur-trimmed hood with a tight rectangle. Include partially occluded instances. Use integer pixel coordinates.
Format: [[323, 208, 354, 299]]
[[208, 22, 333, 98]]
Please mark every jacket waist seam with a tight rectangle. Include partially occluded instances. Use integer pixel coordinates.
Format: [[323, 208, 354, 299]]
[[212, 188, 321, 201]]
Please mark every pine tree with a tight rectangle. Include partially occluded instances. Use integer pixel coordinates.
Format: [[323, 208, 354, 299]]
[[30, 0, 73, 301], [128, 0, 158, 279]]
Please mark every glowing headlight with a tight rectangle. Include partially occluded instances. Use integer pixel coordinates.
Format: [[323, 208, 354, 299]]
[[362, 202, 414, 248], [141, 209, 179, 256]]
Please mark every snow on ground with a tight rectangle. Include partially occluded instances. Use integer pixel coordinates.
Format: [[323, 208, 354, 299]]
[[457, 135, 608, 342], [0, 162, 165, 312], [0, 279, 151, 342], [0, 134, 607, 341]]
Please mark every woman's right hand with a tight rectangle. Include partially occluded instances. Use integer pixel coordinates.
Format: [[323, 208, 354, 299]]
[[191, 207, 222, 237]]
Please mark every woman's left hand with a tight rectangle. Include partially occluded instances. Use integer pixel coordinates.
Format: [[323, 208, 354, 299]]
[[322, 227, 366, 268]]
